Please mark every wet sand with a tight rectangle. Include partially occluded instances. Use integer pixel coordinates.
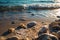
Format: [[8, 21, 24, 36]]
[[0, 10, 57, 40], [0, 17, 50, 38]]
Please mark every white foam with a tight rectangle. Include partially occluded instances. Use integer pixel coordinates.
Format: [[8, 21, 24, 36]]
[[22, 3, 60, 8]]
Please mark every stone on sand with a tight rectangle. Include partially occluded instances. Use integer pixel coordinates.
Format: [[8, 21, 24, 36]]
[[57, 31, 60, 38], [49, 20, 60, 33], [49, 20, 60, 38], [8, 28, 15, 33], [11, 21, 15, 24], [31, 14, 35, 16], [19, 23, 26, 29], [37, 33, 58, 40], [27, 21, 37, 28], [6, 37, 19, 40], [16, 23, 26, 30], [38, 27, 48, 35]]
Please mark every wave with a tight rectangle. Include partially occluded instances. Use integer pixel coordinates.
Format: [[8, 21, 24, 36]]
[[24, 3, 60, 9], [0, 3, 60, 12], [0, 0, 60, 6]]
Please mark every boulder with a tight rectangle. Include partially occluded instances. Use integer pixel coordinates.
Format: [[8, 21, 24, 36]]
[[27, 21, 37, 28], [38, 27, 47, 35], [49, 20, 60, 33], [49, 20, 60, 39], [16, 23, 26, 30], [6, 37, 18, 40], [37, 33, 58, 40]]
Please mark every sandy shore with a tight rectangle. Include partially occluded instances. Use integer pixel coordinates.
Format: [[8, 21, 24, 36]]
[[0, 17, 51, 37]]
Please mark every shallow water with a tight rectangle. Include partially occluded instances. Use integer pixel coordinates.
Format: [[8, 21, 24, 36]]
[[0, 0, 60, 6], [0, 9, 60, 22], [0, 0, 60, 22]]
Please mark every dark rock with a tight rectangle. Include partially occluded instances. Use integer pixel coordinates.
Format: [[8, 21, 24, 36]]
[[6, 37, 18, 40], [16, 26, 26, 30], [19, 18, 26, 21], [27, 21, 37, 28], [57, 16, 60, 18], [38, 27, 47, 35], [49, 20, 60, 33], [1, 30, 11, 36], [31, 14, 35, 16], [37, 33, 58, 40], [37, 35, 50, 40], [50, 26, 60, 32], [49, 21, 60, 39], [55, 19, 60, 22], [57, 31, 60, 35], [42, 22, 44, 23], [57, 31, 60, 38], [1, 28, 15, 36], [58, 19, 60, 21], [11, 21, 15, 24], [16, 23, 26, 30], [58, 23, 60, 26], [50, 36, 58, 40], [27, 11, 31, 13]]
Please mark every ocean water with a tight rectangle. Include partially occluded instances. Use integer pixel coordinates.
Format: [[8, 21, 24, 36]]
[[0, 0, 60, 22], [0, 9, 60, 22], [0, 0, 60, 6]]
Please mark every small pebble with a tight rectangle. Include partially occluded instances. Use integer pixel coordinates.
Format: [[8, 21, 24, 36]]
[[27, 11, 31, 13], [37, 33, 58, 40], [11, 21, 15, 24], [31, 14, 34, 16], [8, 28, 15, 33], [57, 16, 60, 18], [19, 18, 26, 21], [16, 23, 26, 30]]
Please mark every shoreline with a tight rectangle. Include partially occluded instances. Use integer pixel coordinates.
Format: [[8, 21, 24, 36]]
[[0, 4, 60, 12]]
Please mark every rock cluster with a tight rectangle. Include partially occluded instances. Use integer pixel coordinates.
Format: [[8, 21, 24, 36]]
[[0, 20, 60, 40], [49, 19, 60, 39]]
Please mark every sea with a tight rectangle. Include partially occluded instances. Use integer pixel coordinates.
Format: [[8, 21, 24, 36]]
[[0, 0, 60, 22]]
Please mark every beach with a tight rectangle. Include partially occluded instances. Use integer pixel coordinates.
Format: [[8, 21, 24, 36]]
[[0, 0, 60, 40]]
